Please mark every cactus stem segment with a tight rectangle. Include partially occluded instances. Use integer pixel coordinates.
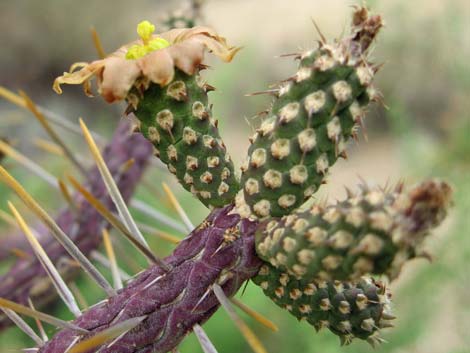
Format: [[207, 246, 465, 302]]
[[255, 180, 452, 281]]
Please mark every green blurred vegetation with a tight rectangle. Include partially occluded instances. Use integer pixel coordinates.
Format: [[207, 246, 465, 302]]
[[1, 0, 469, 352]]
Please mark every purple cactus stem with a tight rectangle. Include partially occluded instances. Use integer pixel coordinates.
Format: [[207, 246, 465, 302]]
[[39, 204, 262, 353], [0, 120, 153, 330]]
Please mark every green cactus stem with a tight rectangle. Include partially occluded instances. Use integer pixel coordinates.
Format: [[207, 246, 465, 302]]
[[255, 179, 452, 281], [128, 69, 239, 209], [237, 7, 383, 219], [253, 262, 394, 346]]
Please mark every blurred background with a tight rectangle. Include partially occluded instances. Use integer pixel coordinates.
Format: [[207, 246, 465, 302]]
[[0, 0, 469, 352]]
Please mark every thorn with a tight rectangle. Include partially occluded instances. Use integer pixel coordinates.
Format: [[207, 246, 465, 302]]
[[137, 222, 181, 244], [9, 248, 32, 260], [68, 316, 147, 353], [0, 138, 57, 188], [198, 63, 210, 71], [130, 122, 141, 133], [67, 175, 167, 271], [193, 324, 219, 353], [203, 83, 216, 92], [378, 321, 395, 329], [27, 298, 48, 343], [381, 313, 396, 320], [344, 186, 355, 198], [102, 229, 123, 290], [162, 182, 194, 232], [0, 307, 45, 346], [90, 26, 106, 59], [119, 158, 135, 174], [0, 208, 17, 227], [124, 104, 135, 115], [240, 280, 250, 297], [394, 179, 405, 193], [358, 116, 368, 142], [58, 179, 79, 215], [372, 62, 386, 74], [415, 250, 433, 262], [245, 89, 279, 97], [310, 18, 327, 43], [0, 86, 106, 144], [351, 130, 359, 144], [0, 297, 88, 334], [90, 251, 131, 282], [8, 201, 82, 317], [330, 101, 340, 117], [68, 283, 89, 310], [213, 284, 268, 353], [275, 52, 301, 59], [33, 138, 65, 157], [191, 286, 213, 313], [19, 91, 88, 177], [230, 298, 279, 332], [0, 166, 116, 297], [79, 118, 158, 265], [131, 199, 187, 234]]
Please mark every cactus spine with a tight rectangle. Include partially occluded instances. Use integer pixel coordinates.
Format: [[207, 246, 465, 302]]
[[0, 121, 153, 330], [237, 7, 383, 219]]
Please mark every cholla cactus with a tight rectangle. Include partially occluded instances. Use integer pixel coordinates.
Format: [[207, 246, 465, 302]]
[[0, 3, 453, 353]]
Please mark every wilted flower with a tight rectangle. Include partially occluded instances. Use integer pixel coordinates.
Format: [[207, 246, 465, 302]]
[[53, 21, 239, 102]]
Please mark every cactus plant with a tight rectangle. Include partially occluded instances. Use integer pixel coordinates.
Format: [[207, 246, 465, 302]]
[[0, 3, 454, 353]]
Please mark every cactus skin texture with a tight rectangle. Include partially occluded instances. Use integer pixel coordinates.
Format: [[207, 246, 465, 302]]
[[129, 70, 239, 209], [38, 205, 261, 353], [252, 263, 393, 346], [0, 121, 153, 331], [237, 7, 383, 219], [255, 180, 452, 281]]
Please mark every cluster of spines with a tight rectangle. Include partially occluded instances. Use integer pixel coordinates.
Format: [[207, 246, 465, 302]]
[[237, 8, 382, 219], [252, 263, 394, 346], [0, 121, 153, 330], [255, 180, 451, 282], [130, 70, 239, 209]]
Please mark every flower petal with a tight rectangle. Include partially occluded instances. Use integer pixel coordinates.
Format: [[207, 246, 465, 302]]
[[174, 26, 241, 62], [168, 41, 205, 75], [137, 49, 175, 86], [98, 57, 142, 103], [53, 61, 104, 96]]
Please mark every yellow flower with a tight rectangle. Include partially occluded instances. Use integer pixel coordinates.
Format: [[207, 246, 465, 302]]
[[53, 21, 240, 103]]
